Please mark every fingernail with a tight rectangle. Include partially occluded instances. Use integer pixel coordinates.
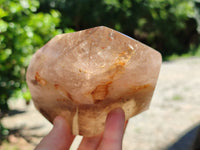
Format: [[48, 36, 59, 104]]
[[109, 108, 124, 116], [53, 116, 63, 126], [53, 116, 72, 134], [107, 108, 125, 121]]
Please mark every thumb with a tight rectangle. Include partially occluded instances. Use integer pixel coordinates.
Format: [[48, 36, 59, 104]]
[[35, 116, 75, 150]]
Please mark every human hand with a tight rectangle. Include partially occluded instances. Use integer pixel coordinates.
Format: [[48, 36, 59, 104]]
[[35, 108, 127, 150]]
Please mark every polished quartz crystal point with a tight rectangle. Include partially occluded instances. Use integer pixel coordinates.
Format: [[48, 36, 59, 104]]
[[26, 26, 162, 137]]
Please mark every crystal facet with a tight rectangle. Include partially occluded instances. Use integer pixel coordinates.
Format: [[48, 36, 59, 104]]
[[26, 26, 162, 137]]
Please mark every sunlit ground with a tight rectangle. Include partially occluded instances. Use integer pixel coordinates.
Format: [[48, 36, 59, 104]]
[[1, 57, 200, 150]]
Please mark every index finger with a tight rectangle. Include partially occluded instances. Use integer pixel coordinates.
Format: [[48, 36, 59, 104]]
[[35, 116, 75, 150], [98, 108, 125, 150]]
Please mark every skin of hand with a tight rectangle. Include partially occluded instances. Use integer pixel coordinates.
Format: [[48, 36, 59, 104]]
[[35, 108, 127, 150]]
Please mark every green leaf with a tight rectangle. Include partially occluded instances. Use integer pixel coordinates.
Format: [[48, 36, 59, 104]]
[[0, 49, 12, 62], [0, 20, 8, 32], [64, 28, 75, 33], [23, 90, 32, 101], [0, 8, 8, 18]]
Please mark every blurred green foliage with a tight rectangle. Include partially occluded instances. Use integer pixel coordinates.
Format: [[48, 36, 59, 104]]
[[39, 0, 200, 56], [0, 0, 200, 127], [0, 0, 62, 114], [0, 123, 9, 143]]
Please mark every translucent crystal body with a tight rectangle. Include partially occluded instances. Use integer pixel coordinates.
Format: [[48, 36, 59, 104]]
[[26, 26, 162, 137]]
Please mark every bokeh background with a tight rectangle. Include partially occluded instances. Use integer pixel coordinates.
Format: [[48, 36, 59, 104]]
[[0, 0, 200, 149]]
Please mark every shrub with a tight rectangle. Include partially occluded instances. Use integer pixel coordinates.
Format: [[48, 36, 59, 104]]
[[0, 0, 62, 113], [39, 0, 200, 56]]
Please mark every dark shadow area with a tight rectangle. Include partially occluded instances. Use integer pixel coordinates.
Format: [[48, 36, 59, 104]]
[[192, 127, 200, 150], [0, 124, 46, 145], [1, 106, 29, 119], [166, 123, 200, 150], [7, 109, 26, 117]]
